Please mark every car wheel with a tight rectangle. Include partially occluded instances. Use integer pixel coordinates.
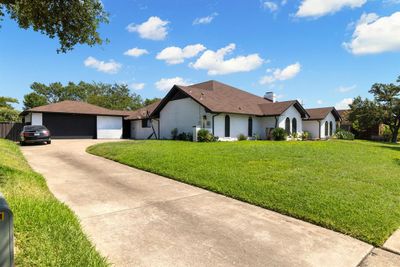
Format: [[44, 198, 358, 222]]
[[47, 140, 51, 144], [20, 141, 25, 146]]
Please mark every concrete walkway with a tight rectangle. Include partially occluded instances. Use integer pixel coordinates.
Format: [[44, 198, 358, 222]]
[[21, 140, 377, 267]]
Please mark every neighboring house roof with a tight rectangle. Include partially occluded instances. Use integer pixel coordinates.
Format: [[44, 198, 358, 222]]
[[125, 100, 162, 120], [20, 100, 132, 116], [337, 109, 351, 125], [151, 80, 309, 118], [305, 107, 341, 121]]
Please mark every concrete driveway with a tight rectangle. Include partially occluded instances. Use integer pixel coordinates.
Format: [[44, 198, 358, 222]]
[[21, 140, 376, 267]]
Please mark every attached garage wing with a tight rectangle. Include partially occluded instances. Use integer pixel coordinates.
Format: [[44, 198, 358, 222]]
[[42, 113, 96, 139]]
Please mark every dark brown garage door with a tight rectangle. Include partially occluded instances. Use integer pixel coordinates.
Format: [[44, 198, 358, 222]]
[[42, 113, 96, 139]]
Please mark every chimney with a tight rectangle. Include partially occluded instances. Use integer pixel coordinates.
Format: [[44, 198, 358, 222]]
[[264, 91, 275, 102]]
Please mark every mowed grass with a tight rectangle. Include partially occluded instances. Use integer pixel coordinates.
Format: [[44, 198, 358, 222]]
[[88, 139, 400, 246], [0, 139, 108, 266]]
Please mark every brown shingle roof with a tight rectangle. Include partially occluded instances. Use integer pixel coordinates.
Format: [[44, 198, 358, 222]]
[[152, 80, 309, 117], [22, 100, 131, 116], [125, 100, 161, 120], [305, 107, 341, 121]]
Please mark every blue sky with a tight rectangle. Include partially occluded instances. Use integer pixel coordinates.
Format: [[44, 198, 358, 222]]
[[1, 0, 400, 110]]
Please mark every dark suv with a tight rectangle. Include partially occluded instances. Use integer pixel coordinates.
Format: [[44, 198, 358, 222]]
[[20, 125, 51, 145]]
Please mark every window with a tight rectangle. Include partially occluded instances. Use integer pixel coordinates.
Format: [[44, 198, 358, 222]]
[[292, 118, 297, 134], [325, 121, 328, 136], [202, 115, 207, 128], [329, 121, 333, 136], [142, 119, 151, 128], [248, 117, 253, 137], [285, 117, 291, 135], [225, 115, 230, 137]]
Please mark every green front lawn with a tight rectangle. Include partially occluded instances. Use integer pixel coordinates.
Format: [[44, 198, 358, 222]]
[[88, 140, 400, 246], [0, 139, 108, 266]]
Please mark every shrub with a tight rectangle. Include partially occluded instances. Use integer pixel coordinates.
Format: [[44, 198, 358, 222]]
[[237, 134, 247, 141], [271, 127, 287, 141], [177, 132, 193, 141], [197, 129, 216, 142], [292, 132, 299, 140], [301, 131, 310, 141], [335, 129, 355, 140], [171, 128, 178, 140]]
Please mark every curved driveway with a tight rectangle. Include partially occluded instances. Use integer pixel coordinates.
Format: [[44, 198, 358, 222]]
[[21, 140, 375, 267]]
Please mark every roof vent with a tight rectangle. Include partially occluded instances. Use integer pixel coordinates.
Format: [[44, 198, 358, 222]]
[[264, 91, 275, 102]]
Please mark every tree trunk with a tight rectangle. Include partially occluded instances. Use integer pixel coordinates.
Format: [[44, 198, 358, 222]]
[[392, 126, 399, 143]]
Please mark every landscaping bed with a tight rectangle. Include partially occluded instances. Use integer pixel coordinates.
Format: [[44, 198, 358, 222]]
[[0, 139, 108, 266], [87, 140, 400, 246]]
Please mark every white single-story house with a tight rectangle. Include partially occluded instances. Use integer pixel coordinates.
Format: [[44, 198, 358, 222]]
[[21, 101, 131, 139], [126, 80, 323, 141], [303, 107, 341, 139]]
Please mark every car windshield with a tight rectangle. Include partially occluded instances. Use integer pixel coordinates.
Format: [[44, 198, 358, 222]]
[[23, 125, 47, 131]]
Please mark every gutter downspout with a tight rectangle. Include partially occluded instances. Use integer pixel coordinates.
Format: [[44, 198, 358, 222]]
[[212, 113, 220, 135], [274, 116, 278, 128]]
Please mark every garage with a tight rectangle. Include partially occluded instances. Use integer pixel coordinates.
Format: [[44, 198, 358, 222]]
[[43, 113, 96, 139], [21, 100, 130, 139]]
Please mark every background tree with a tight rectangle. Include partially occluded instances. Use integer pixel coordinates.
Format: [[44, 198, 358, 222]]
[[369, 76, 400, 143], [23, 81, 144, 111], [143, 98, 161, 106], [0, 0, 108, 53], [348, 97, 382, 139], [0, 96, 20, 122]]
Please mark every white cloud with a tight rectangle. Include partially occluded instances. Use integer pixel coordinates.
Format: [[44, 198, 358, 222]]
[[337, 85, 356, 93], [296, 0, 366, 18], [156, 44, 206, 65], [193, 13, 218, 25], [317, 99, 324, 104], [335, 98, 353, 109], [155, 77, 191, 91], [124, 47, 149, 57], [84, 57, 121, 74], [259, 62, 301, 84], [263, 2, 279, 12], [130, 83, 145, 90], [190, 43, 263, 75], [126, 16, 169, 40], [343, 12, 400, 55]]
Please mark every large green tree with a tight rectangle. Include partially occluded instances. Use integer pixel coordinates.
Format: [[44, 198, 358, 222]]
[[23, 81, 144, 111], [369, 76, 400, 143], [0, 0, 108, 53], [349, 76, 400, 143], [348, 97, 382, 139], [0, 96, 20, 122]]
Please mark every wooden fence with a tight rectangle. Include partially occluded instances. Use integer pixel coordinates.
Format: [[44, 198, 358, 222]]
[[0, 122, 23, 141]]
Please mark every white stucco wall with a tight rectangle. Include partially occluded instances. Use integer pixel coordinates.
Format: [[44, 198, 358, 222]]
[[303, 120, 320, 139], [160, 98, 207, 139], [277, 105, 303, 135], [31, 113, 43, 125], [320, 112, 337, 139], [303, 112, 337, 139], [256, 117, 277, 139], [96, 116, 122, 139], [131, 119, 159, 139], [213, 113, 251, 140]]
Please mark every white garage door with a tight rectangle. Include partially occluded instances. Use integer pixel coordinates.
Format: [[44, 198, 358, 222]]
[[97, 116, 123, 139]]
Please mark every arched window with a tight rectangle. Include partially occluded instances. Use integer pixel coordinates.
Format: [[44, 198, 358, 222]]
[[225, 115, 230, 137], [329, 121, 333, 136], [292, 118, 297, 134], [325, 121, 329, 136], [248, 117, 253, 137], [285, 117, 291, 135]]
